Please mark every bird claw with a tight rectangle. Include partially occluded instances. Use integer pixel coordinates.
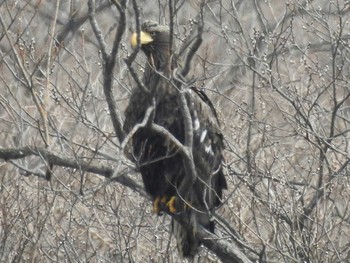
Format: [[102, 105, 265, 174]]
[[166, 196, 178, 214], [152, 196, 179, 214], [152, 196, 163, 214]]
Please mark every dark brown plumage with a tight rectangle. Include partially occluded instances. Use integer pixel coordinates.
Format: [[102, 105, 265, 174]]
[[124, 21, 227, 258]]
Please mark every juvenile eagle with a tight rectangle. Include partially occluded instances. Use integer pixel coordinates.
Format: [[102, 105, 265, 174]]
[[124, 21, 227, 257]]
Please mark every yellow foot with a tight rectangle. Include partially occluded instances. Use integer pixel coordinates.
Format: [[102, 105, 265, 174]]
[[160, 196, 168, 204], [152, 196, 161, 214], [166, 196, 177, 213], [152, 196, 168, 214], [153, 196, 178, 214]]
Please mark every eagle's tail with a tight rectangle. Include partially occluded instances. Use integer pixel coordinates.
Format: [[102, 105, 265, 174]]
[[172, 211, 214, 258]]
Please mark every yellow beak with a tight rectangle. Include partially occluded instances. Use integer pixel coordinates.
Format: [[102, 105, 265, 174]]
[[130, 31, 154, 48]]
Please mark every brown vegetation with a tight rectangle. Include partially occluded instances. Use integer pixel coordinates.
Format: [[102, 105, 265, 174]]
[[0, 0, 350, 262]]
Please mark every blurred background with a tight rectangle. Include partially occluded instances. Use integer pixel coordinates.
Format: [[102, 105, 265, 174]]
[[0, 0, 350, 262]]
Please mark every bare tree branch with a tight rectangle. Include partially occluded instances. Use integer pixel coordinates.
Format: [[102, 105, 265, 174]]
[[0, 146, 145, 195], [88, 0, 126, 143], [180, 8, 204, 78]]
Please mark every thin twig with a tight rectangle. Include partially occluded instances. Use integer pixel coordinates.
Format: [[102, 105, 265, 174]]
[[121, 104, 155, 150], [87, 0, 108, 60], [180, 7, 204, 77], [124, 0, 150, 93], [88, 0, 127, 144]]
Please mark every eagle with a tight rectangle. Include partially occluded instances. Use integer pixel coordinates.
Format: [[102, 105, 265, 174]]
[[124, 21, 227, 258]]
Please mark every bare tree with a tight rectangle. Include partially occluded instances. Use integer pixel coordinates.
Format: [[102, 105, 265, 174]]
[[0, 0, 349, 262]]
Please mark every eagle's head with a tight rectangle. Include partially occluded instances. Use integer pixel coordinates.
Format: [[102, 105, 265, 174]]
[[130, 21, 170, 51]]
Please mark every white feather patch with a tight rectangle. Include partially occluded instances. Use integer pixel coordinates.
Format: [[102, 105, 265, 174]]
[[205, 144, 213, 155], [193, 110, 200, 130], [193, 118, 200, 130], [200, 129, 207, 143]]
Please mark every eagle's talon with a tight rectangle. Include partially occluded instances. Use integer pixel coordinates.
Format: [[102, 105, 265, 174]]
[[152, 196, 169, 214], [161, 196, 168, 204], [152, 196, 161, 214], [166, 196, 177, 214]]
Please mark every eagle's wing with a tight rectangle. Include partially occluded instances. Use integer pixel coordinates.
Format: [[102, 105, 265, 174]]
[[186, 87, 226, 211], [172, 87, 227, 257]]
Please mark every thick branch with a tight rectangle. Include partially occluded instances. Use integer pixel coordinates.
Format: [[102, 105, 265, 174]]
[[0, 146, 144, 195], [171, 212, 253, 263], [199, 232, 253, 263]]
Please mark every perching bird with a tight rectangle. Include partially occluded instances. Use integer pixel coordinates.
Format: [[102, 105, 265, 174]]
[[124, 20, 227, 258]]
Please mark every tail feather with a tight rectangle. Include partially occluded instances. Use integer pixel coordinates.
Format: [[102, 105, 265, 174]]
[[172, 212, 214, 258], [172, 219, 199, 258]]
